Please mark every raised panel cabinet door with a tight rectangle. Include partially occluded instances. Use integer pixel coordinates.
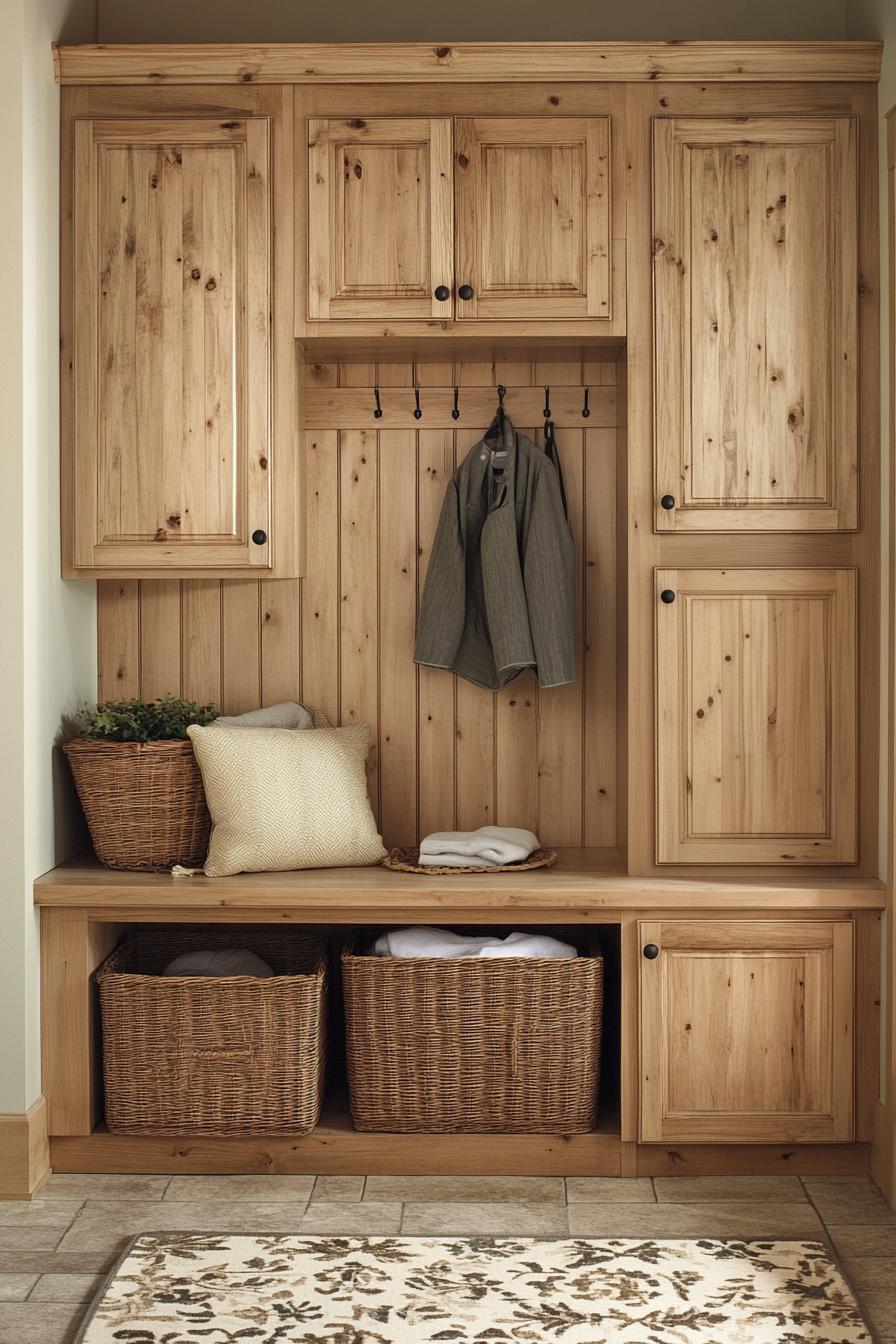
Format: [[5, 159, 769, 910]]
[[653, 117, 857, 532], [307, 118, 453, 319], [72, 117, 272, 571], [656, 569, 857, 864], [639, 919, 854, 1143], [454, 117, 611, 319]]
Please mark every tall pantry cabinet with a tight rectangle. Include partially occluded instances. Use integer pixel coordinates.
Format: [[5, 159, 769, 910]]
[[46, 44, 885, 1180], [623, 78, 876, 881]]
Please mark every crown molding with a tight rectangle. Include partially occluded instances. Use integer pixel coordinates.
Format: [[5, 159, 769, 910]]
[[53, 40, 883, 86]]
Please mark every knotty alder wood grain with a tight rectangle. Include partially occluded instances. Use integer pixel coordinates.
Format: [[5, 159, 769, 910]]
[[71, 117, 272, 571], [638, 919, 854, 1144], [653, 116, 857, 532], [624, 82, 878, 878], [454, 118, 610, 320], [655, 569, 857, 865], [51, 42, 884, 85], [96, 357, 619, 850], [33, 855, 886, 911], [308, 118, 454, 320], [307, 116, 612, 325]]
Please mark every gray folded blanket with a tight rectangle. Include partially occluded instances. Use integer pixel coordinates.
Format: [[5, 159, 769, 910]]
[[214, 701, 315, 730], [163, 949, 274, 977]]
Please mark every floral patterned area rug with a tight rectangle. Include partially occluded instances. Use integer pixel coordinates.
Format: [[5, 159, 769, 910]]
[[76, 1233, 872, 1343]]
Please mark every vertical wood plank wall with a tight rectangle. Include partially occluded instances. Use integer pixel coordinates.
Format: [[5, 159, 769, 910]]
[[97, 356, 620, 850]]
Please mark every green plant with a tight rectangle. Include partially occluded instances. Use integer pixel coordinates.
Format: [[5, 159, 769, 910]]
[[76, 697, 218, 743]]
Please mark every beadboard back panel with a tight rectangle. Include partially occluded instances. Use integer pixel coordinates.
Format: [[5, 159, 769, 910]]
[[97, 356, 621, 849]]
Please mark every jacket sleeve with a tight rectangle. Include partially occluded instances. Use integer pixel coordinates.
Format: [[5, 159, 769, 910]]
[[413, 479, 466, 671], [522, 466, 577, 688]]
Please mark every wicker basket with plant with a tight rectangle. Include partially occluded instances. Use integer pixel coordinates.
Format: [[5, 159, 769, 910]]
[[64, 697, 217, 872]]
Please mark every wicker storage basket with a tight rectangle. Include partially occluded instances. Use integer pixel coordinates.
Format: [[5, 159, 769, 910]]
[[63, 738, 210, 871], [97, 928, 328, 1135], [342, 943, 603, 1133]]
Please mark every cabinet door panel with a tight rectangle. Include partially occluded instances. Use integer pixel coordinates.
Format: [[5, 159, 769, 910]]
[[639, 920, 854, 1143], [654, 117, 857, 531], [308, 118, 453, 319], [656, 569, 856, 864], [73, 117, 271, 571], [455, 117, 610, 319]]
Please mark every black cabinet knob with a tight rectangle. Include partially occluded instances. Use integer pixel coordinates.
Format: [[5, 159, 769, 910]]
[[433, 284, 450, 301], [458, 284, 475, 300], [643, 943, 660, 960], [660, 589, 676, 604], [660, 494, 676, 510], [251, 529, 267, 546]]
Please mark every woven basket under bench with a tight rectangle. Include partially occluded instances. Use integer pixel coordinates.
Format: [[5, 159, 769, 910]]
[[342, 943, 604, 1133], [97, 928, 327, 1135]]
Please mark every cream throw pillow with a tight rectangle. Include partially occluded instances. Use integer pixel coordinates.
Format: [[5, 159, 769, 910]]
[[187, 722, 386, 877]]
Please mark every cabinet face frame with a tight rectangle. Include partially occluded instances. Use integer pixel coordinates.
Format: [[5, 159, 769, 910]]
[[454, 116, 612, 320], [71, 115, 273, 572], [638, 918, 855, 1144], [307, 117, 454, 320], [655, 568, 858, 865], [653, 115, 858, 533]]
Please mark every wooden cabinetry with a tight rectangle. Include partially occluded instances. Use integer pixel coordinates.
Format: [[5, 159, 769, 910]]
[[307, 118, 453, 320], [655, 569, 857, 864], [67, 115, 276, 575], [455, 117, 610, 319], [306, 115, 612, 323], [653, 116, 858, 532], [49, 45, 882, 1181], [639, 919, 854, 1143]]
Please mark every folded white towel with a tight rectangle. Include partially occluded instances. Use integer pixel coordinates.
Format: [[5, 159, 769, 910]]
[[418, 826, 540, 867], [214, 701, 315, 731], [369, 927, 576, 959], [416, 851, 500, 869]]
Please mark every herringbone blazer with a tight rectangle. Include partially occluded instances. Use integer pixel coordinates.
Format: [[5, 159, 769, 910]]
[[413, 416, 575, 691]]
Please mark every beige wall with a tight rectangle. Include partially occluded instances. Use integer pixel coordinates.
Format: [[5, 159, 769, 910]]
[[0, 0, 96, 1115], [97, 0, 849, 42]]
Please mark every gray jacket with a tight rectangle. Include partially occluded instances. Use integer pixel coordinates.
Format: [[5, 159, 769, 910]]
[[414, 417, 575, 691]]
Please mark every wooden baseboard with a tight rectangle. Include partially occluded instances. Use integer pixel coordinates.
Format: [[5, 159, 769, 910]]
[[51, 1125, 624, 1177], [637, 1142, 870, 1178], [49, 1125, 870, 1180], [0, 1096, 51, 1200], [871, 1101, 895, 1207]]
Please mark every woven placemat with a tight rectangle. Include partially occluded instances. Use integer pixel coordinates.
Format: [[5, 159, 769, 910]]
[[383, 847, 558, 876]]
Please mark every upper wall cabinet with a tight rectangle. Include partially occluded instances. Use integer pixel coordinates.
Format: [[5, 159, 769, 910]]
[[68, 117, 273, 574], [306, 116, 612, 323], [653, 117, 858, 532], [308, 118, 454, 320], [454, 118, 610, 319]]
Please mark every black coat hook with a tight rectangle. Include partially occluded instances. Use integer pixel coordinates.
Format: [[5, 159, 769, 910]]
[[373, 386, 383, 420], [451, 386, 460, 420], [582, 386, 590, 418], [413, 387, 422, 420], [543, 385, 551, 419], [496, 384, 506, 415]]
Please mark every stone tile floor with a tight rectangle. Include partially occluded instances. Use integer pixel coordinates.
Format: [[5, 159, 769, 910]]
[[0, 1173, 892, 1342]]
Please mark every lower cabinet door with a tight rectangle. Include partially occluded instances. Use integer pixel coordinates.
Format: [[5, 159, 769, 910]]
[[655, 569, 857, 864], [639, 919, 854, 1143]]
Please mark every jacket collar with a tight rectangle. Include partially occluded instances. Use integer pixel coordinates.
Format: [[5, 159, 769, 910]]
[[467, 413, 518, 513], [483, 412, 517, 453]]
